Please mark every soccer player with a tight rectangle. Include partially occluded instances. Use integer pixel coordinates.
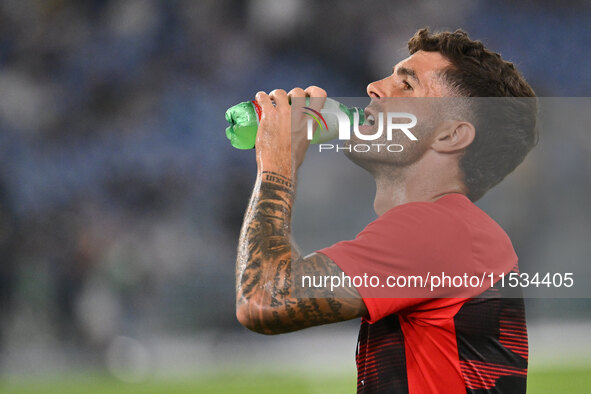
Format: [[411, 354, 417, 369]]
[[235, 28, 536, 393]]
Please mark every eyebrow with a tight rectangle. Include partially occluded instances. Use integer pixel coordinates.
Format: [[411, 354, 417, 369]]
[[394, 66, 421, 86]]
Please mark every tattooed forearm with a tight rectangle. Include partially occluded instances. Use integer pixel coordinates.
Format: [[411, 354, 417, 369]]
[[236, 171, 365, 335]]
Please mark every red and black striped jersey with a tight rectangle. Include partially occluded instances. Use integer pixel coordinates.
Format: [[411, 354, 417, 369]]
[[354, 290, 527, 393], [319, 194, 528, 393]]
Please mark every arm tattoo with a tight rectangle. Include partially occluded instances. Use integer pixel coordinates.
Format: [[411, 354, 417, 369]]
[[236, 171, 365, 334]]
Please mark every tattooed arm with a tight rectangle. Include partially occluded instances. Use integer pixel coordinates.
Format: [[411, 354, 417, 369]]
[[235, 87, 367, 335], [236, 170, 367, 334]]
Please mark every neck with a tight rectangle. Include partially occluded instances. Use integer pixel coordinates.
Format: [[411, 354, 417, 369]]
[[371, 156, 467, 216]]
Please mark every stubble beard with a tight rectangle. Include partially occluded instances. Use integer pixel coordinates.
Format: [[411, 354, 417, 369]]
[[343, 126, 433, 177]]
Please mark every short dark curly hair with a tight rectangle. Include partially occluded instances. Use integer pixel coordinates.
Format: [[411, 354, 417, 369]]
[[408, 28, 538, 201]]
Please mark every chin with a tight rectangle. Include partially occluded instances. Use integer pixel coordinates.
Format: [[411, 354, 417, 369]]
[[343, 146, 382, 174], [345, 139, 427, 174]]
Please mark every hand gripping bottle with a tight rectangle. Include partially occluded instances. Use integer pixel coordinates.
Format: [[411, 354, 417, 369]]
[[225, 98, 365, 149]]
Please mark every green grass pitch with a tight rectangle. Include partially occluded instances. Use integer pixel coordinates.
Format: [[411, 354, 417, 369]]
[[1, 369, 590, 393]]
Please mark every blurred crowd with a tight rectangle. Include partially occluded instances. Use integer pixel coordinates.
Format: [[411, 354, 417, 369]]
[[0, 0, 590, 366]]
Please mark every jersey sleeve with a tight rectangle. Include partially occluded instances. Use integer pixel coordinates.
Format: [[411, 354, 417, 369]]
[[317, 201, 476, 323]]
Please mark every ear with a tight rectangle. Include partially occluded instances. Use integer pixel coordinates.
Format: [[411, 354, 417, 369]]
[[431, 120, 475, 153]]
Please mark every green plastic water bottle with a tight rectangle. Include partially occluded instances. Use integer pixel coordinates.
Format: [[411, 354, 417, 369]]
[[225, 98, 364, 149]]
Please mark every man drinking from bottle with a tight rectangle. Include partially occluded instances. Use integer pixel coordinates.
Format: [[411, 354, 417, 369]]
[[235, 28, 537, 394]]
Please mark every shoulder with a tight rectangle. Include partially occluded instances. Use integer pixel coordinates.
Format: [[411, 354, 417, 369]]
[[367, 194, 473, 241], [365, 194, 515, 268]]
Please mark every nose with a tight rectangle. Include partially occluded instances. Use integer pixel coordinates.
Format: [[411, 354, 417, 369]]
[[366, 80, 382, 98], [367, 76, 390, 98]]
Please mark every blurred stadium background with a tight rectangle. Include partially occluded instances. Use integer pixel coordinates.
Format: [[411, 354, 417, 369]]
[[0, 0, 590, 392]]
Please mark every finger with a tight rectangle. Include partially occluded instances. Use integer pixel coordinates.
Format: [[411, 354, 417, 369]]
[[255, 91, 273, 113], [288, 87, 305, 98], [304, 85, 327, 97], [305, 85, 327, 112], [269, 89, 289, 110], [288, 87, 306, 106]]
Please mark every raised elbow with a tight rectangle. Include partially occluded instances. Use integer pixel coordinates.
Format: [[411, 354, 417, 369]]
[[235, 302, 258, 332], [236, 301, 282, 335]]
